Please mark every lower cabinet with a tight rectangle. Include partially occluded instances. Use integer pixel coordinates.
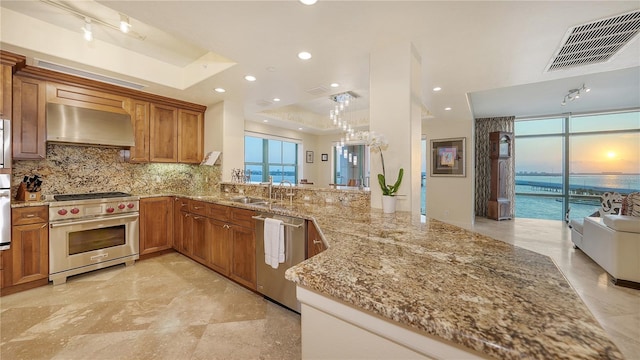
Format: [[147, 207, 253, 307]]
[[229, 222, 256, 289], [1, 206, 49, 294], [307, 220, 326, 258], [140, 197, 173, 256], [171, 198, 256, 290]]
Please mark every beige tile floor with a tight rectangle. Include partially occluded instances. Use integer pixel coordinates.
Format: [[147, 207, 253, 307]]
[[1, 217, 638, 359], [0, 253, 301, 360]]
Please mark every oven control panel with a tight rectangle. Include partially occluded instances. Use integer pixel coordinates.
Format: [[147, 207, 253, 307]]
[[49, 200, 139, 222]]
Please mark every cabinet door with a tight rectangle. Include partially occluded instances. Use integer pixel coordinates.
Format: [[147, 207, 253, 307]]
[[177, 109, 204, 164], [46, 82, 129, 114], [229, 225, 256, 290], [306, 221, 326, 258], [13, 76, 46, 160], [129, 100, 150, 162], [180, 211, 193, 256], [173, 198, 189, 252], [10, 222, 48, 285], [0, 64, 11, 121], [190, 215, 209, 265], [140, 197, 173, 255], [209, 219, 230, 276], [149, 103, 178, 162]]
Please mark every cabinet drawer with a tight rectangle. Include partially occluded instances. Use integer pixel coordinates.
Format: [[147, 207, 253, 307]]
[[46, 82, 129, 114], [12, 206, 48, 225], [230, 208, 255, 228], [207, 203, 229, 221], [189, 200, 207, 216]]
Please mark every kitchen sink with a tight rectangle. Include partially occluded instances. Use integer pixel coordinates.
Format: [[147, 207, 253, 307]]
[[230, 196, 269, 205]]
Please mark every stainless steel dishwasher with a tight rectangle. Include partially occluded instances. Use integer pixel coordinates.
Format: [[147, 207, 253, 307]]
[[254, 212, 306, 312]]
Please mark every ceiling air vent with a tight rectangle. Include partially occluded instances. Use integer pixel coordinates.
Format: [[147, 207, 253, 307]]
[[306, 86, 329, 96], [34, 59, 147, 90], [546, 10, 640, 72]]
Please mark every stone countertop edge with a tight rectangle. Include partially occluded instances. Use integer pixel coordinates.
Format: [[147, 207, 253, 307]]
[[10, 193, 622, 359]]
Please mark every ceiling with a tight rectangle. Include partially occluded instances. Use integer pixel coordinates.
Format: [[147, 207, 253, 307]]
[[1, 1, 639, 134]]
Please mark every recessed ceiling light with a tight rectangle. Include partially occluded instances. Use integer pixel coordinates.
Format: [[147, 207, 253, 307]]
[[263, 119, 269, 123], [244, 75, 256, 82], [433, 87, 442, 92], [330, 83, 340, 88], [298, 127, 303, 130], [298, 51, 312, 60], [273, 98, 281, 102], [299, 0, 318, 5], [444, 107, 452, 111], [214, 88, 226, 93]]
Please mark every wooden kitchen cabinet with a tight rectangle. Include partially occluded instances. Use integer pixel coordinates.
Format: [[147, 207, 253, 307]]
[[12, 76, 46, 160], [1, 206, 49, 294], [129, 100, 150, 162], [190, 214, 210, 266], [307, 220, 326, 258], [140, 197, 174, 256], [208, 218, 231, 276], [228, 208, 256, 290], [178, 109, 204, 164], [149, 103, 178, 162], [1, 64, 12, 121], [173, 198, 190, 253], [46, 82, 129, 114]]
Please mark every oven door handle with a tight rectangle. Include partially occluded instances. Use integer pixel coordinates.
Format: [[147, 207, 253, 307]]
[[49, 213, 139, 228]]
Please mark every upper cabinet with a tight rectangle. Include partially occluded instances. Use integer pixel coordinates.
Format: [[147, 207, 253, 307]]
[[150, 103, 178, 163], [46, 82, 129, 114], [8, 63, 206, 164], [1, 65, 12, 121], [12, 76, 46, 160], [178, 109, 204, 164]]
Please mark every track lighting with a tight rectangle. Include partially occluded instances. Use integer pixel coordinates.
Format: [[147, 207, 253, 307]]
[[119, 14, 131, 33], [82, 18, 93, 41], [561, 84, 590, 106]]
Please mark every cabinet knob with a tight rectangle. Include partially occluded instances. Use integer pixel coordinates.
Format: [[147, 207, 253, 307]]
[[313, 239, 322, 245], [223, 224, 230, 229]]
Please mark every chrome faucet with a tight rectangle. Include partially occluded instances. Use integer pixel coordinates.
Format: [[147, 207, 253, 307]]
[[261, 176, 273, 200]]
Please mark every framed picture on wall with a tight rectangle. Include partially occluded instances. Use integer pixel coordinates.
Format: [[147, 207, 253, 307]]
[[321, 153, 328, 161], [430, 137, 466, 177], [306, 150, 314, 163]]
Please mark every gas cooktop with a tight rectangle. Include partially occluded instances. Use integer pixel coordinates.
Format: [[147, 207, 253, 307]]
[[53, 192, 132, 201]]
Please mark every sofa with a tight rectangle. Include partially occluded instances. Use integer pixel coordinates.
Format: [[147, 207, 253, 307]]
[[570, 192, 640, 289]]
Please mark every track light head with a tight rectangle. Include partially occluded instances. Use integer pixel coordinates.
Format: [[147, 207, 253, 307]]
[[119, 14, 131, 33]]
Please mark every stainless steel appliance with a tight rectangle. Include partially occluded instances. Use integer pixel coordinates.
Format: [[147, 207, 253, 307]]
[[0, 174, 10, 251], [48, 192, 140, 285], [1, 119, 11, 251], [254, 212, 306, 312]]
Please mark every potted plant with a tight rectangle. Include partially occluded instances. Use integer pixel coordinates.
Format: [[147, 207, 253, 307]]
[[364, 132, 404, 213]]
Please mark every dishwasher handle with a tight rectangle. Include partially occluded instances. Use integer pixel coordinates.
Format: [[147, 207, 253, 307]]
[[251, 215, 302, 228]]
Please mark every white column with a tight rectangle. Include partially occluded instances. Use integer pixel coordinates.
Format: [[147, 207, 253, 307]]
[[369, 42, 422, 213]]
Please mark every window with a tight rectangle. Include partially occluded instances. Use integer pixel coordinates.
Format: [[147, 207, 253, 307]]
[[244, 135, 299, 183], [515, 111, 640, 221], [334, 144, 368, 186]]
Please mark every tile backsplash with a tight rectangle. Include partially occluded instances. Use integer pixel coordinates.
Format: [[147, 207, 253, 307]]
[[12, 144, 221, 198]]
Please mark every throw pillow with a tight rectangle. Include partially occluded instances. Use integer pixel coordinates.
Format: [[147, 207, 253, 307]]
[[629, 192, 640, 217], [599, 192, 623, 216]]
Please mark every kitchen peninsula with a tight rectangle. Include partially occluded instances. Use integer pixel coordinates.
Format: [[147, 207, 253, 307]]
[[183, 191, 622, 359]]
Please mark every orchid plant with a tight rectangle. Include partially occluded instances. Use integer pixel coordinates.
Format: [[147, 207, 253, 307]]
[[355, 131, 404, 196]]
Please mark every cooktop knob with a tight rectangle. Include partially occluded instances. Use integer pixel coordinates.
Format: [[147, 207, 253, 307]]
[[70, 208, 80, 214], [106, 207, 115, 213], [57, 209, 68, 215], [118, 204, 126, 210], [127, 203, 135, 209]]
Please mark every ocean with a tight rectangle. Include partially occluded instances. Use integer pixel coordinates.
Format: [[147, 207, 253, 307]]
[[515, 174, 639, 220]]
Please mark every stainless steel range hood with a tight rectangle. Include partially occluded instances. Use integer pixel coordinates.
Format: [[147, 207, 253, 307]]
[[46, 103, 135, 147]]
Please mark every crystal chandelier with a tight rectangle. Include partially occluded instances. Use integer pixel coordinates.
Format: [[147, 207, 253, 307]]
[[329, 91, 359, 147]]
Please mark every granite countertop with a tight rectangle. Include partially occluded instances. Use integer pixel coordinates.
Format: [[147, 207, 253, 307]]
[[10, 193, 622, 359]]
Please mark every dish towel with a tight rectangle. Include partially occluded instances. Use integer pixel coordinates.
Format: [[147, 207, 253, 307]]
[[264, 218, 284, 269]]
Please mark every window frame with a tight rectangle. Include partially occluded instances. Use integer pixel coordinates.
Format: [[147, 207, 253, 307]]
[[244, 132, 300, 184]]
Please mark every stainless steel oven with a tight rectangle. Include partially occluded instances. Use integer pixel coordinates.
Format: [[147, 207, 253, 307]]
[[49, 192, 139, 285]]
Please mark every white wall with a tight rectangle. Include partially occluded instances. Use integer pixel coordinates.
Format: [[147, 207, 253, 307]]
[[424, 118, 475, 227], [204, 100, 244, 182]]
